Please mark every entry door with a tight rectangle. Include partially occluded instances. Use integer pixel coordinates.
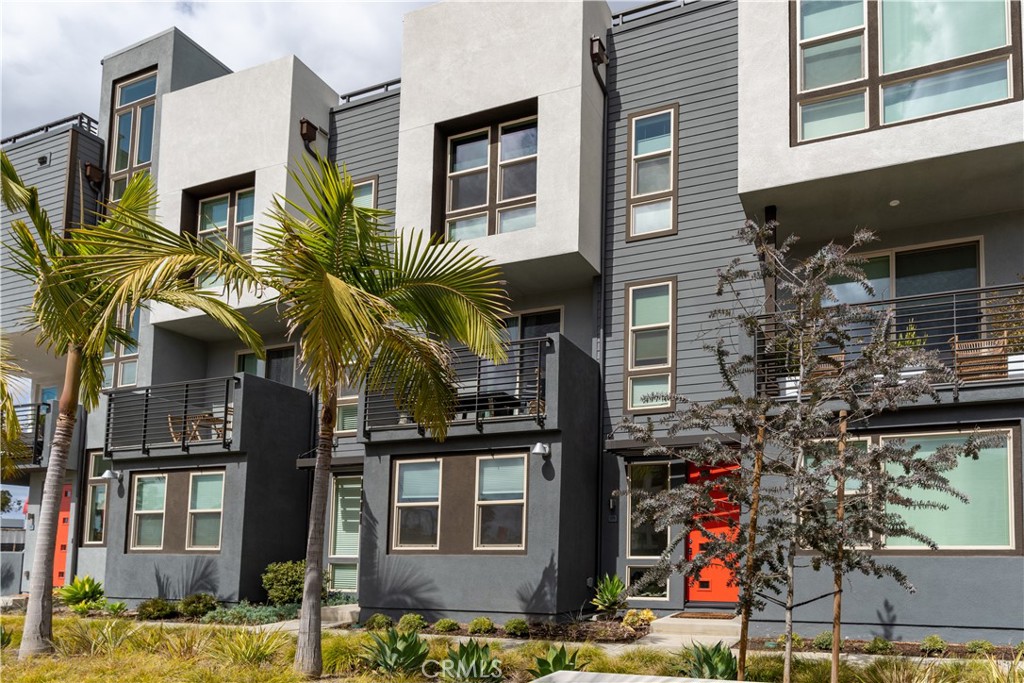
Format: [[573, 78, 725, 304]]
[[52, 484, 72, 587], [685, 464, 738, 604], [328, 476, 361, 594]]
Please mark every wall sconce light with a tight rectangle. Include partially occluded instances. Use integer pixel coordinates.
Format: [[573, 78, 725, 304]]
[[299, 118, 318, 144], [530, 442, 551, 459], [590, 35, 608, 66], [83, 162, 104, 184], [101, 469, 123, 484]]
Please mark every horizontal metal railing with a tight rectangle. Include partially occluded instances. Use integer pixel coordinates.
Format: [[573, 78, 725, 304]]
[[363, 337, 550, 434], [104, 377, 237, 456], [11, 403, 50, 463], [1, 112, 99, 145], [756, 284, 1024, 398]]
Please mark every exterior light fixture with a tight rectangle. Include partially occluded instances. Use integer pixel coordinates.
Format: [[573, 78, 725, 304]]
[[84, 162, 104, 184], [889, 199, 900, 207], [531, 442, 551, 458], [590, 35, 608, 66], [299, 118, 318, 144], [101, 469, 123, 483]]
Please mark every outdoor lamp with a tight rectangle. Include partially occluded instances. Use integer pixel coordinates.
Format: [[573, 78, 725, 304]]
[[101, 469, 123, 483], [530, 442, 551, 459]]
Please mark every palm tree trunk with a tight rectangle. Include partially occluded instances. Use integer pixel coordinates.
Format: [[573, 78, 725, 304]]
[[19, 347, 81, 659], [737, 423, 766, 681], [294, 387, 337, 678]]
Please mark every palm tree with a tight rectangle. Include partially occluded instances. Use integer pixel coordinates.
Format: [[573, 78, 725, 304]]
[[260, 156, 509, 676], [1, 150, 263, 658], [1, 340, 31, 478]]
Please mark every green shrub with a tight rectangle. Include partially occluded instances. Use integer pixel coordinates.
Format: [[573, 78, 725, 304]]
[[200, 601, 298, 625], [136, 597, 179, 620], [442, 639, 501, 682], [59, 575, 104, 606], [177, 593, 219, 620], [322, 633, 371, 675], [776, 632, 805, 649], [210, 628, 287, 667], [104, 601, 127, 617], [591, 574, 628, 619], [858, 657, 936, 683], [683, 641, 737, 680], [323, 591, 357, 606], [162, 627, 213, 660], [920, 634, 947, 656], [812, 630, 834, 651], [363, 613, 394, 631], [503, 618, 529, 638], [361, 628, 429, 675], [260, 560, 327, 606], [528, 644, 586, 678], [467, 616, 495, 635], [397, 612, 428, 634], [622, 608, 657, 630], [433, 618, 460, 633], [864, 636, 894, 654], [965, 639, 995, 656], [793, 658, 860, 683], [53, 619, 141, 657], [745, 655, 785, 683]]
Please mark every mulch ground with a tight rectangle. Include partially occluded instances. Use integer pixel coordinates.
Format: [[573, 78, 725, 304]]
[[422, 620, 649, 643], [748, 637, 1022, 660]]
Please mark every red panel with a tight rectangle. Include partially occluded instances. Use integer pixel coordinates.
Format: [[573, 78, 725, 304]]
[[52, 484, 72, 587], [685, 463, 739, 603]]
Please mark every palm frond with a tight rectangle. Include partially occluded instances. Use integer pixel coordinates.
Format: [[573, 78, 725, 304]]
[[0, 340, 30, 478]]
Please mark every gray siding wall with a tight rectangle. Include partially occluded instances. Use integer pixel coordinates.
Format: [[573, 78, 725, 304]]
[[329, 92, 400, 216], [67, 128, 106, 230]]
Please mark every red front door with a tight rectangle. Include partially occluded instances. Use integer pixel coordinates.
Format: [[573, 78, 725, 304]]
[[52, 484, 72, 587], [685, 463, 739, 604]]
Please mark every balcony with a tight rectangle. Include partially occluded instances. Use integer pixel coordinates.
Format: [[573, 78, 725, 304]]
[[755, 284, 1024, 399], [12, 403, 51, 464]]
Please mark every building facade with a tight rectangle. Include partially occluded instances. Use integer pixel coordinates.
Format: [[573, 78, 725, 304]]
[[2, 0, 1021, 643]]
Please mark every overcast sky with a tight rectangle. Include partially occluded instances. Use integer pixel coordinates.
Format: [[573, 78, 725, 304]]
[[1, 0, 643, 139]]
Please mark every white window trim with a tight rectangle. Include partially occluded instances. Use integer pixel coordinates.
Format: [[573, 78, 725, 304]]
[[626, 460, 671, 560], [497, 116, 539, 204], [129, 473, 167, 551], [392, 458, 443, 551], [116, 71, 157, 107], [110, 71, 156, 200], [473, 453, 528, 551], [185, 470, 225, 551], [630, 109, 676, 200], [329, 563, 359, 594], [352, 178, 376, 209], [626, 564, 671, 601], [625, 280, 675, 411], [446, 126, 491, 213], [334, 396, 359, 436], [82, 482, 107, 546], [797, 89, 870, 142], [878, 428, 1015, 551], [329, 476, 361, 593]]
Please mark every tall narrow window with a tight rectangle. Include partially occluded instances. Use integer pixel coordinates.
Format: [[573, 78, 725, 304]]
[[330, 476, 361, 592], [627, 105, 678, 239], [102, 307, 140, 389], [109, 72, 157, 201], [187, 471, 224, 550], [82, 452, 111, 545], [475, 455, 527, 549], [625, 280, 675, 412], [197, 188, 255, 288], [393, 460, 441, 549], [130, 474, 166, 550], [335, 397, 359, 436], [352, 178, 376, 209], [628, 462, 670, 558]]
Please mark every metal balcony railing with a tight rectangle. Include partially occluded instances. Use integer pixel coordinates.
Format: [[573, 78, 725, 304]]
[[1, 113, 99, 145], [11, 403, 50, 463], [363, 337, 550, 434], [755, 284, 1024, 398], [105, 377, 237, 456]]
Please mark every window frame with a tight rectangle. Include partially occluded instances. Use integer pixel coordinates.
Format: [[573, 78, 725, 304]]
[[626, 460, 672, 560], [196, 186, 256, 272], [108, 71, 157, 201], [626, 104, 679, 241], [102, 307, 140, 390], [473, 453, 528, 551], [185, 470, 225, 552], [129, 473, 167, 551], [391, 458, 443, 551], [335, 396, 359, 437], [624, 278, 677, 414], [352, 176, 378, 209], [626, 564, 671, 601], [328, 475, 362, 593], [235, 343, 298, 387], [82, 452, 109, 546], [790, 0, 1023, 144]]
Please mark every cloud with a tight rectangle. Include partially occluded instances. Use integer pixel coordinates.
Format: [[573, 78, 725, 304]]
[[1, 1, 424, 138]]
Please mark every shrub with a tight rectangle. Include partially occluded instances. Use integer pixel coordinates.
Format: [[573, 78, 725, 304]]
[[528, 644, 586, 677], [920, 634, 947, 656], [53, 619, 141, 657], [104, 601, 127, 617], [200, 601, 298, 625], [323, 591, 357, 606], [136, 597, 179, 620], [59, 575, 104, 606], [397, 612, 428, 634], [812, 630, 834, 651], [210, 627, 287, 667], [776, 632, 805, 649], [70, 600, 107, 615], [503, 618, 529, 638], [260, 560, 326, 606], [745, 655, 785, 683], [0, 625, 12, 649], [361, 628, 429, 675], [363, 613, 394, 631], [865, 636, 894, 655], [793, 658, 860, 683], [858, 657, 936, 683], [433, 618, 460, 633], [442, 639, 501, 682], [683, 641, 737, 680], [178, 593, 219, 620], [322, 633, 371, 675], [162, 627, 213, 660], [965, 639, 995, 656], [622, 608, 657, 630], [467, 616, 495, 635], [591, 574, 628, 619]]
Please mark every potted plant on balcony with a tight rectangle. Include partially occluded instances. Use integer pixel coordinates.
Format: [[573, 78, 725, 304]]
[[894, 321, 928, 380], [989, 282, 1024, 378]]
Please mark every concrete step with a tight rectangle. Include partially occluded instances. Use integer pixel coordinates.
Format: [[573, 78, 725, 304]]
[[649, 613, 741, 638]]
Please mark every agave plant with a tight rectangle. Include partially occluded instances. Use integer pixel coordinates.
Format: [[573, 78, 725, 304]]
[[528, 644, 586, 678], [442, 639, 502, 682], [590, 574, 629, 620], [361, 627, 430, 675], [683, 641, 738, 681], [58, 576, 104, 606]]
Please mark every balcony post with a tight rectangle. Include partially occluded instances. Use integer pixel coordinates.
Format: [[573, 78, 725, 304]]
[[141, 388, 150, 455], [475, 353, 483, 432], [180, 383, 190, 452], [222, 378, 233, 449]]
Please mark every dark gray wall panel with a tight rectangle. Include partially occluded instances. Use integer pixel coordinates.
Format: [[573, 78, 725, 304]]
[[329, 92, 401, 216]]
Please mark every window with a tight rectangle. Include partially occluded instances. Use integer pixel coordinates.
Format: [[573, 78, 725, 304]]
[[130, 474, 166, 550], [627, 565, 669, 599], [628, 462, 670, 558], [625, 280, 675, 412], [186, 471, 224, 550], [236, 345, 297, 387], [882, 430, 1014, 550], [335, 397, 359, 436], [627, 105, 678, 239], [353, 178, 376, 208], [474, 455, 527, 549], [793, 0, 1020, 141], [197, 188, 255, 288], [445, 117, 538, 240], [393, 459, 441, 549], [109, 72, 157, 200], [82, 452, 111, 545], [102, 308, 140, 389], [329, 476, 361, 592]]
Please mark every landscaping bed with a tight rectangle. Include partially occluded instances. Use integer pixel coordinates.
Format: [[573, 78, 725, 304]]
[[749, 635, 1023, 660], [416, 619, 647, 643]]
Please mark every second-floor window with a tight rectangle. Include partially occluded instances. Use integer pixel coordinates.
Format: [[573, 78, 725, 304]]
[[625, 279, 676, 412], [237, 345, 297, 387], [198, 188, 255, 289], [627, 105, 678, 240], [446, 118, 538, 240], [102, 308, 140, 389], [110, 72, 157, 200], [794, 0, 1020, 142]]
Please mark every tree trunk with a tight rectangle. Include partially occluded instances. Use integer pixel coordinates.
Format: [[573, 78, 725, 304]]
[[293, 386, 337, 678], [783, 536, 797, 683], [19, 347, 81, 659], [738, 423, 766, 681], [831, 411, 848, 683]]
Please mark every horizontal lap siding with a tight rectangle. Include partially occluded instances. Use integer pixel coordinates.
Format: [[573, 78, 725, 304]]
[[329, 93, 400, 216], [604, 0, 756, 431], [1, 131, 73, 332], [68, 130, 105, 229]]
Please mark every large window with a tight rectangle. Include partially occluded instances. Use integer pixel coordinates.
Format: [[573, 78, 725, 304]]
[[474, 455, 527, 550], [186, 471, 224, 550], [130, 474, 166, 550], [627, 105, 678, 239], [102, 308, 140, 389], [793, 0, 1020, 142], [109, 72, 157, 200], [625, 280, 675, 412], [393, 459, 442, 549], [82, 451, 111, 545], [236, 345, 297, 387], [445, 118, 538, 240], [352, 178, 376, 209], [330, 476, 361, 592], [627, 462, 670, 558]]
